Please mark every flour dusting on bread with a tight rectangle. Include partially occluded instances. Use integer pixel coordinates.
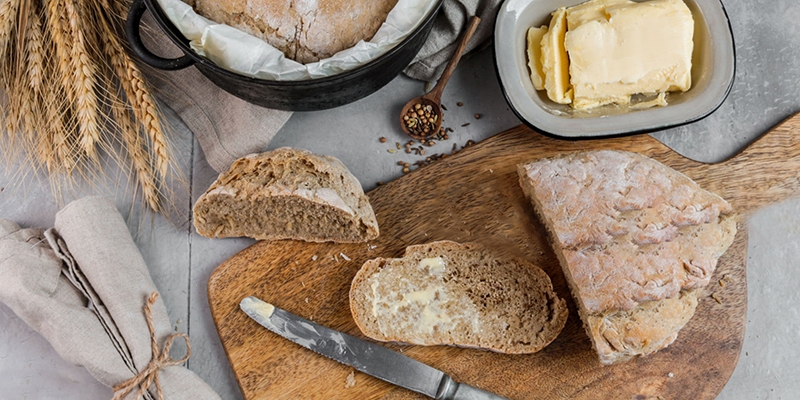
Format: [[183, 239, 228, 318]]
[[518, 150, 736, 364]]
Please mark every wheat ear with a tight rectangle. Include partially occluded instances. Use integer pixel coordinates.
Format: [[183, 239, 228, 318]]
[[0, 0, 21, 74], [101, 23, 170, 181], [44, 0, 80, 171], [24, 1, 53, 171], [112, 101, 161, 212], [63, 0, 102, 161]]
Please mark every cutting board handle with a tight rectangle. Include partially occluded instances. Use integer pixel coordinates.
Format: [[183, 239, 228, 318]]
[[698, 111, 800, 215]]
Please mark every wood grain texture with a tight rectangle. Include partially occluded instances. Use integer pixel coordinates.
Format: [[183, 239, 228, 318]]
[[208, 112, 800, 399]]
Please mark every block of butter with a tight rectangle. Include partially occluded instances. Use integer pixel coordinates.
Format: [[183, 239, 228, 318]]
[[527, 0, 694, 110]]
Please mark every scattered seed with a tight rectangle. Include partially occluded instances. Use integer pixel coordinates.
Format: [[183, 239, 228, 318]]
[[387, 149, 397, 154], [402, 167, 409, 173], [340, 252, 351, 261], [420, 149, 427, 155], [457, 102, 464, 107], [403, 163, 410, 168], [379, 137, 387, 143], [441, 104, 448, 111], [377, 181, 383, 186], [405, 148, 412, 154], [474, 113, 481, 119], [711, 293, 722, 304], [461, 123, 470, 127]]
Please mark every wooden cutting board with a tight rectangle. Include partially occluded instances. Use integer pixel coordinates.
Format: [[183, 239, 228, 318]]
[[209, 112, 800, 400]]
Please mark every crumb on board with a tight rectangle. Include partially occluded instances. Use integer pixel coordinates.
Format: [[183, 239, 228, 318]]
[[340, 252, 351, 261], [301, 282, 306, 288], [668, 372, 674, 378], [305, 298, 309, 303], [345, 370, 356, 388], [312, 255, 318, 261], [711, 293, 722, 304]]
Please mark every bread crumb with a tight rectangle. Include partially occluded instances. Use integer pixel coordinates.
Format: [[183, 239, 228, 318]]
[[711, 293, 722, 304], [305, 298, 309, 303], [301, 282, 306, 288], [340, 252, 351, 261], [312, 255, 318, 261], [344, 370, 356, 388], [367, 244, 377, 251], [668, 372, 674, 378]]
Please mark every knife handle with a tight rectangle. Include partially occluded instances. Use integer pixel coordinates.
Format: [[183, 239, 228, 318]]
[[436, 376, 508, 400]]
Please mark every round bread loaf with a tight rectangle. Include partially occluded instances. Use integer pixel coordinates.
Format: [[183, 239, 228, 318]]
[[189, 0, 399, 64]]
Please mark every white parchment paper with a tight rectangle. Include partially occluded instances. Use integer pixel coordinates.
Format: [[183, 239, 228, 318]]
[[156, 0, 437, 81]]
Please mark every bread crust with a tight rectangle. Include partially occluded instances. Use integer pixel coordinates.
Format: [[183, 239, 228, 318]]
[[518, 150, 736, 364], [350, 241, 568, 354], [190, 0, 399, 64], [193, 147, 379, 242]]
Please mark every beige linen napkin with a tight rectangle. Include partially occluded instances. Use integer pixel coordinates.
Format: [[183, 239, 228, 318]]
[[404, 0, 502, 81], [0, 196, 219, 400]]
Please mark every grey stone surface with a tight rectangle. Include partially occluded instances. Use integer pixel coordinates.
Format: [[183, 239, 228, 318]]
[[1, 1, 799, 398]]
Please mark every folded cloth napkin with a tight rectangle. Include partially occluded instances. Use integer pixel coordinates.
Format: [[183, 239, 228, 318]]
[[0, 197, 220, 400], [403, 0, 502, 81]]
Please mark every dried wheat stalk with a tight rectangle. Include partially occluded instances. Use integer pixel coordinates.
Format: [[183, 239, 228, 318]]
[[0, 0, 173, 213]]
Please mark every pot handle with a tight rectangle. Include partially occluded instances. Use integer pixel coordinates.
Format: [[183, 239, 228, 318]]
[[125, 0, 195, 70]]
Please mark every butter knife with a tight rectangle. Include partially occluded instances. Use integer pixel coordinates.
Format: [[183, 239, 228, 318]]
[[240, 296, 508, 400]]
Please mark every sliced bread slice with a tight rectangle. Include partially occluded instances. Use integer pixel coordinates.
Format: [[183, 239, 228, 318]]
[[349, 241, 568, 354], [193, 147, 379, 242], [518, 150, 737, 364]]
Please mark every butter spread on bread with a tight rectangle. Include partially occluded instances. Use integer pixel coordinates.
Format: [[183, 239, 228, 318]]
[[350, 241, 568, 354]]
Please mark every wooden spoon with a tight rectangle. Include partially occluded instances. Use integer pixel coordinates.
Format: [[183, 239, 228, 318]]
[[400, 16, 481, 140]]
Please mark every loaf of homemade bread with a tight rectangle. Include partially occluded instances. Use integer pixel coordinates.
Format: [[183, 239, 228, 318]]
[[193, 147, 379, 242], [188, 0, 399, 64], [518, 150, 737, 364], [350, 241, 568, 354]]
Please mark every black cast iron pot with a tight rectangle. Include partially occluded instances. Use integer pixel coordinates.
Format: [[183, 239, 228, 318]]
[[126, 0, 443, 111]]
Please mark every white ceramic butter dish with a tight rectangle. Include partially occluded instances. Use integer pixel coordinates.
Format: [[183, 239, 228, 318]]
[[494, 0, 735, 138]]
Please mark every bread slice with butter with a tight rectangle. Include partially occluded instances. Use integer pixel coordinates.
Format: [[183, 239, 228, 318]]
[[193, 147, 379, 242], [517, 150, 737, 364], [349, 241, 568, 354]]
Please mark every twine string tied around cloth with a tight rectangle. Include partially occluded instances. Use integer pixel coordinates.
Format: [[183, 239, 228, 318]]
[[112, 292, 191, 400]]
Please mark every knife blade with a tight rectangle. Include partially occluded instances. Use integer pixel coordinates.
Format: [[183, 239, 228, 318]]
[[240, 296, 507, 400]]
